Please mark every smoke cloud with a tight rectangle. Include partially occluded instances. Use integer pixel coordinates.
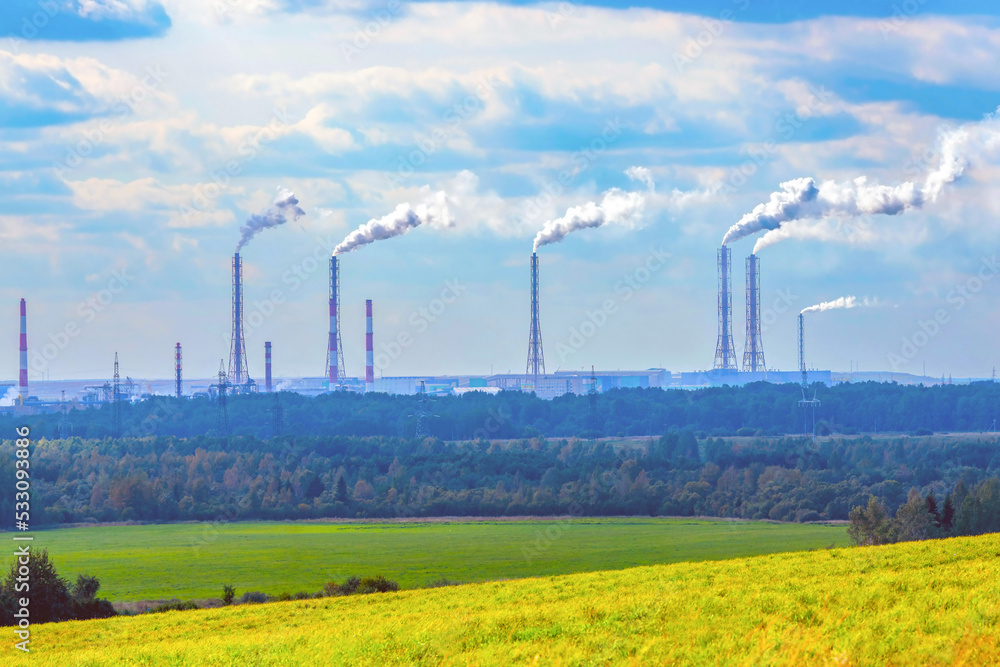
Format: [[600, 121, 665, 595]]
[[722, 111, 1000, 250], [236, 187, 306, 251], [0, 386, 19, 407], [532, 168, 652, 252], [333, 190, 452, 256], [801, 295, 876, 314]]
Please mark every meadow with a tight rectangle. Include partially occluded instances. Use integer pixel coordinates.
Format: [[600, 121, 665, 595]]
[[13, 533, 999, 665], [18, 518, 845, 601]]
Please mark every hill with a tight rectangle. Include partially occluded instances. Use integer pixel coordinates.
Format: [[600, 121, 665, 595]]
[[14, 533, 999, 665]]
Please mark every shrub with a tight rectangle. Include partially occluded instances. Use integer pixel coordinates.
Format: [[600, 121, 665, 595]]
[[222, 584, 235, 606], [294, 592, 312, 600], [358, 576, 399, 594], [277, 592, 293, 602], [426, 577, 462, 588], [151, 600, 199, 613], [240, 591, 267, 604]]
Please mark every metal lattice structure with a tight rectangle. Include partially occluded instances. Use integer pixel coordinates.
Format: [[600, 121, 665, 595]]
[[175, 343, 182, 398], [19, 298, 28, 402], [365, 299, 374, 393], [113, 352, 122, 438], [217, 360, 231, 436], [326, 257, 346, 385], [714, 246, 737, 370], [265, 341, 272, 393], [526, 252, 545, 379], [742, 253, 766, 372], [798, 312, 821, 436], [228, 252, 249, 387]]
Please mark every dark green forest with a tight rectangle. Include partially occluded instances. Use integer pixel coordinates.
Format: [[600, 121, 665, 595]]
[[10, 380, 1000, 441], [3, 382, 999, 531]]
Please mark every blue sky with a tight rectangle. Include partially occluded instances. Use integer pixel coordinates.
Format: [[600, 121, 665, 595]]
[[2, 0, 1000, 382]]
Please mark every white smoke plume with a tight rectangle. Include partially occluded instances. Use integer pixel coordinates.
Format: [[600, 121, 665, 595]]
[[722, 111, 1000, 250], [236, 187, 306, 251], [801, 295, 877, 314], [333, 190, 452, 255], [0, 386, 19, 407], [532, 168, 652, 252]]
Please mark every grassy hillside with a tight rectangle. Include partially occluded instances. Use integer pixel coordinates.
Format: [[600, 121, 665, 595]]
[[14, 534, 999, 665], [21, 518, 845, 601]]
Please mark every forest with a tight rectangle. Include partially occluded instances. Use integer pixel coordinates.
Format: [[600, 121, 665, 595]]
[[9, 380, 1000, 441]]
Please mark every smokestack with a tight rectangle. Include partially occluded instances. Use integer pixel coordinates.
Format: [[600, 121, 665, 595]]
[[799, 313, 806, 388], [526, 252, 545, 380], [713, 247, 737, 370], [265, 341, 272, 393], [19, 299, 27, 402], [229, 252, 248, 387], [175, 343, 182, 398], [327, 257, 345, 386], [742, 253, 766, 372], [365, 299, 374, 393]]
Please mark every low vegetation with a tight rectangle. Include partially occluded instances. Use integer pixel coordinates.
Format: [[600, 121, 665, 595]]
[[10, 533, 999, 665]]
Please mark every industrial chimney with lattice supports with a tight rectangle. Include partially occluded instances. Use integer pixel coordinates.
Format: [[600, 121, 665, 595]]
[[327, 257, 345, 386], [228, 252, 249, 387], [19, 298, 28, 402], [175, 343, 182, 398], [798, 313, 806, 388], [713, 247, 737, 370], [265, 341, 272, 392], [742, 253, 766, 372], [526, 252, 545, 380], [365, 299, 374, 393]]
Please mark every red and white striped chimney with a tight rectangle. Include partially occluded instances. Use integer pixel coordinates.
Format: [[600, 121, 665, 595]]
[[19, 298, 28, 402], [265, 341, 272, 392], [329, 257, 338, 384], [365, 299, 374, 393]]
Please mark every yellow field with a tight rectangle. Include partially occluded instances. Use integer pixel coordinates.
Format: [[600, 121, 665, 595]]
[[13, 534, 1000, 666]]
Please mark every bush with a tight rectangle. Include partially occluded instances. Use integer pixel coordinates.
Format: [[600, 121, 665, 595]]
[[294, 592, 312, 600], [151, 600, 199, 613], [240, 591, 267, 604], [222, 584, 235, 606], [426, 577, 462, 588], [358, 576, 399, 594]]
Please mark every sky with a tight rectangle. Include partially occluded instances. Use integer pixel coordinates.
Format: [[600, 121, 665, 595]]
[[2, 0, 1000, 383]]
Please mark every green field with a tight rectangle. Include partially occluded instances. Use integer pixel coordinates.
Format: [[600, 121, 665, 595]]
[[14, 533, 999, 666], [15, 518, 846, 601]]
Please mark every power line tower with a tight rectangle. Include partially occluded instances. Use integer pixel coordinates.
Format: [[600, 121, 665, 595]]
[[714, 246, 737, 370], [216, 360, 231, 436], [588, 365, 600, 436], [112, 352, 122, 438], [742, 253, 765, 372], [414, 381, 431, 438], [526, 252, 545, 383], [797, 314, 820, 439], [175, 342, 183, 398]]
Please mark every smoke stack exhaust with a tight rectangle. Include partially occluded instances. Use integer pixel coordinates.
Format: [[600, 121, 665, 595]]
[[175, 343, 182, 398], [526, 252, 545, 380], [327, 257, 345, 385], [19, 298, 27, 402], [229, 252, 249, 387], [798, 313, 806, 387], [714, 247, 737, 370], [365, 299, 374, 393], [265, 341, 272, 392], [742, 253, 766, 372]]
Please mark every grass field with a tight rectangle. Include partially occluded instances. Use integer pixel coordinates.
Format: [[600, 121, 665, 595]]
[[13, 533, 999, 665], [15, 518, 846, 601]]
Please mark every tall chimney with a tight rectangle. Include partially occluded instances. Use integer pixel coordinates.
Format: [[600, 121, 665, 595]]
[[714, 246, 737, 370], [526, 252, 545, 380], [742, 253, 765, 372], [798, 313, 806, 387], [265, 341, 272, 393], [175, 343, 182, 398], [19, 298, 28, 402], [365, 299, 374, 393], [229, 252, 248, 387], [327, 257, 344, 385]]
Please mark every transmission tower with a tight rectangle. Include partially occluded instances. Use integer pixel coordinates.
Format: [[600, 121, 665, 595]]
[[217, 360, 231, 436], [113, 352, 122, 438], [526, 252, 545, 381]]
